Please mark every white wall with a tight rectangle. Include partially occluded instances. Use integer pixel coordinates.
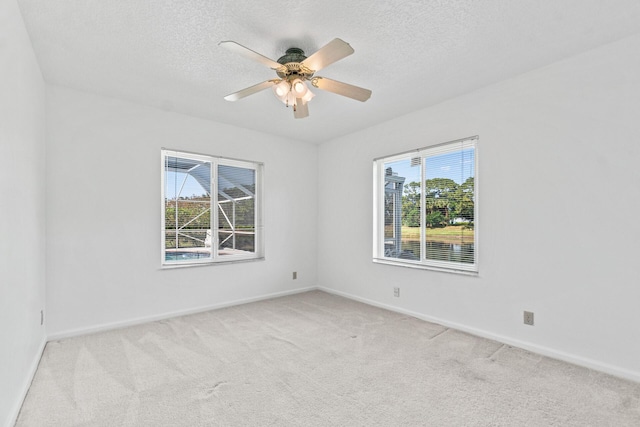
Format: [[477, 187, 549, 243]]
[[0, 1, 47, 425], [4, 15, 639, 427], [318, 33, 640, 380], [45, 86, 318, 337]]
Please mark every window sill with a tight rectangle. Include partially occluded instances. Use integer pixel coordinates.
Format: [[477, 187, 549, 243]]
[[161, 256, 265, 269], [372, 257, 478, 276]]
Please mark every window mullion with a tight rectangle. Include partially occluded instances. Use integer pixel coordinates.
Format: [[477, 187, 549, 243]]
[[380, 164, 386, 257], [254, 164, 261, 257], [375, 162, 383, 257], [211, 158, 218, 261], [420, 154, 426, 263]]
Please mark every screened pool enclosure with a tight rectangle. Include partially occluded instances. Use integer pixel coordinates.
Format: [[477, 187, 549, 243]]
[[162, 150, 262, 265]]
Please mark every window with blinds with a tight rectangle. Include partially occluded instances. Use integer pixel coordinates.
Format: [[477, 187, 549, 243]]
[[373, 137, 478, 273], [161, 149, 263, 266]]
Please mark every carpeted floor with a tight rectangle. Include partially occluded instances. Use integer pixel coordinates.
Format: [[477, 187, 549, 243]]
[[16, 291, 640, 426]]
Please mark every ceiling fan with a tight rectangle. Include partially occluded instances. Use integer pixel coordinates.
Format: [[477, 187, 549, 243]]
[[220, 38, 372, 119]]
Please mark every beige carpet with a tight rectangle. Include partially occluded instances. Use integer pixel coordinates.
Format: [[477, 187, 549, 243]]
[[16, 291, 640, 426]]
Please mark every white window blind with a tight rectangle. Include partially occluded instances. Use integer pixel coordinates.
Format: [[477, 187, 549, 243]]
[[161, 149, 263, 267], [217, 164, 257, 256], [373, 137, 478, 273]]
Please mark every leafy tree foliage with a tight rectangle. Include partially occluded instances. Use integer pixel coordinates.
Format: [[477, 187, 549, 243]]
[[401, 177, 474, 228], [401, 182, 421, 227], [425, 211, 445, 228]]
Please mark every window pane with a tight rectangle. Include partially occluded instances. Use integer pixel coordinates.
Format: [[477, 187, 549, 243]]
[[383, 158, 421, 260], [424, 147, 475, 264], [164, 155, 212, 262], [374, 137, 477, 272], [218, 164, 256, 256]]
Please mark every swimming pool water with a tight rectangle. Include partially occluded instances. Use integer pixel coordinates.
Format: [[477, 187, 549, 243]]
[[165, 251, 211, 261]]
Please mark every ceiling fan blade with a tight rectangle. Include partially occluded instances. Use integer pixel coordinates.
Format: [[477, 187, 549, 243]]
[[311, 77, 372, 102], [301, 38, 354, 72], [294, 99, 309, 119], [219, 41, 284, 70], [224, 80, 278, 101]]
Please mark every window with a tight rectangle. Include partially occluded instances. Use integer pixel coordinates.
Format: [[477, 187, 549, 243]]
[[161, 149, 263, 266], [373, 137, 478, 273]]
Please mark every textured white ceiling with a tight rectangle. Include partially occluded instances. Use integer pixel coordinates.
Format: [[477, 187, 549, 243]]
[[17, 0, 640, 143]]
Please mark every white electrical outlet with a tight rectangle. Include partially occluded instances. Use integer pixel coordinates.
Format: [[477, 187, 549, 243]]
[[393, 287, 400, 297], [524, 311, 534, 326]]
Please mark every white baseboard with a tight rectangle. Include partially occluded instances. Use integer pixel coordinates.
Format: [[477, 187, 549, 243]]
[[45, 284, 640, 384], [318, 286, 640, 384], [47, 286, 317, 341], [7, 337, 46, 427]]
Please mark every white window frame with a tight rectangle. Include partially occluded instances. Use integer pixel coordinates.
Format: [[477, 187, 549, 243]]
[[161, 149, 264, 268], [373, 136, 478, 274]]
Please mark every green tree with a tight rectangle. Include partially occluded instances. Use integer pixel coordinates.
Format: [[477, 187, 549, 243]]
[[425, 211, 445, 228], [425, 178, 458, 199], [402, 181, 420, 227], [456, 177, 474, 224], [425, 178, 458, 223], [399, 177, 474, 228]]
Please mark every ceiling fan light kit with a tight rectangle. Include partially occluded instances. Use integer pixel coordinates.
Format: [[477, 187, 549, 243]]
[[220, 39, 371, 119]]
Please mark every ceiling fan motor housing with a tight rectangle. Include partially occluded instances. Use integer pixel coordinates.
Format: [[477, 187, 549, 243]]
[[276, 48, 314, 80]]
